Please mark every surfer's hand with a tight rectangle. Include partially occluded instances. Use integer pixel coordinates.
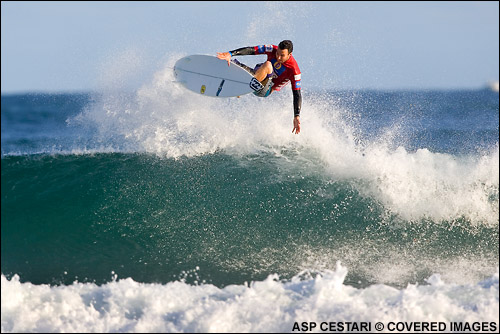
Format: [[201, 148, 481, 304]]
[[217, 52, 231, 66], [292, 116, 301, 134]]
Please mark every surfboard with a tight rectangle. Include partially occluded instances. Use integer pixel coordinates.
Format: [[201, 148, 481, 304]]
[[173, 55, 263, 97]]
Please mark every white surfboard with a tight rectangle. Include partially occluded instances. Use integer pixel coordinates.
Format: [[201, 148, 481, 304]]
[[173, 55, 263, 97]]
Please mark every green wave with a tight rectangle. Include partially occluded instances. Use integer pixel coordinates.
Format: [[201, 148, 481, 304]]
[[1, 153, 498, 288]]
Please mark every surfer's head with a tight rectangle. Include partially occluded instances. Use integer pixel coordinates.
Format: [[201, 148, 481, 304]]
[[277, 40, 293, 63]]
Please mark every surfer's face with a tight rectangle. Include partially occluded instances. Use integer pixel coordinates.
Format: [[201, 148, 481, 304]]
[[276, 48, 291, 64]]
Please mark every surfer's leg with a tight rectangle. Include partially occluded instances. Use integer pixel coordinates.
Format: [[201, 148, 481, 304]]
[[254, 61, 273, 82], [231, 58, 254, 74], [251, 61, 274, 98], [252, 76, 274, 98]]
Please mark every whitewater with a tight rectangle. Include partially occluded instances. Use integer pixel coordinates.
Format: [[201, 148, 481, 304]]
[[2, 264, 498, 332]]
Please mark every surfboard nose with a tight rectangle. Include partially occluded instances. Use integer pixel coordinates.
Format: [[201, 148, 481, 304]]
[[173, 55, 258, 97]]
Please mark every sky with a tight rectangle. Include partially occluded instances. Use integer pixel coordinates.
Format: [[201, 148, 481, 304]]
[[1, 1, 499, 93]]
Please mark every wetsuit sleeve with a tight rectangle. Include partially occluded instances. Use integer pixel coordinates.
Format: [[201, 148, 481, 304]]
[[229, 47, 256, 56], [293, 90, 302, 117]]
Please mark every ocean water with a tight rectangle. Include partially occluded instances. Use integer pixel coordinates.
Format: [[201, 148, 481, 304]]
[[1, 64, 499, 332]]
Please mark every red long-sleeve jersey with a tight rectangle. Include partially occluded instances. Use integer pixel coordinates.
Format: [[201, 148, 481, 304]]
[[254, 44, 302, 92]]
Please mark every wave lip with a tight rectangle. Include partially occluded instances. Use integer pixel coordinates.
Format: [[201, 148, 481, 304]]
[[1, 263, 498, 333], [356, 145, 499, 225]]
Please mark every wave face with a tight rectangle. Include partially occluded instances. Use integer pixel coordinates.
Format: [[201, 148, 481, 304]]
[[1, 61, 499, 332], [1, 150, 498, 288]]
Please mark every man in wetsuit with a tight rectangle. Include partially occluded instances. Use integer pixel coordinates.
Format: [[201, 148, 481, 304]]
[[217, 40, 302, 134]]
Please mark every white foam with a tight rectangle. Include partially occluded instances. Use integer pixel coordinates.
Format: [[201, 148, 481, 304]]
[[298, 102, 499, 225], [315, 140, 499, 225], [361, 145, 499, 224], [2, 263, 498, 333]]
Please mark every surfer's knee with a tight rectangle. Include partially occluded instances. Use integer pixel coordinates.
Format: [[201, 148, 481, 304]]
[[254, 61, 274, 82], [263, 61, 273, 74]]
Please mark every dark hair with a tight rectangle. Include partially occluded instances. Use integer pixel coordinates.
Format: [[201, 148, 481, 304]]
[[278, 40, 293, 53]]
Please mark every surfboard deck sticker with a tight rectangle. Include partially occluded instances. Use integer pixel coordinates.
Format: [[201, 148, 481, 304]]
[[174, 55, 263, 97]]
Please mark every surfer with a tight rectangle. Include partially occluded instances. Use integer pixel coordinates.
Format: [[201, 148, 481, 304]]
[[217, 40, 302, 134]]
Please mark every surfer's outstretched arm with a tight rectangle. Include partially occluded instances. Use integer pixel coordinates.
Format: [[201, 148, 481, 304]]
[[217, 47, 256, 66]]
